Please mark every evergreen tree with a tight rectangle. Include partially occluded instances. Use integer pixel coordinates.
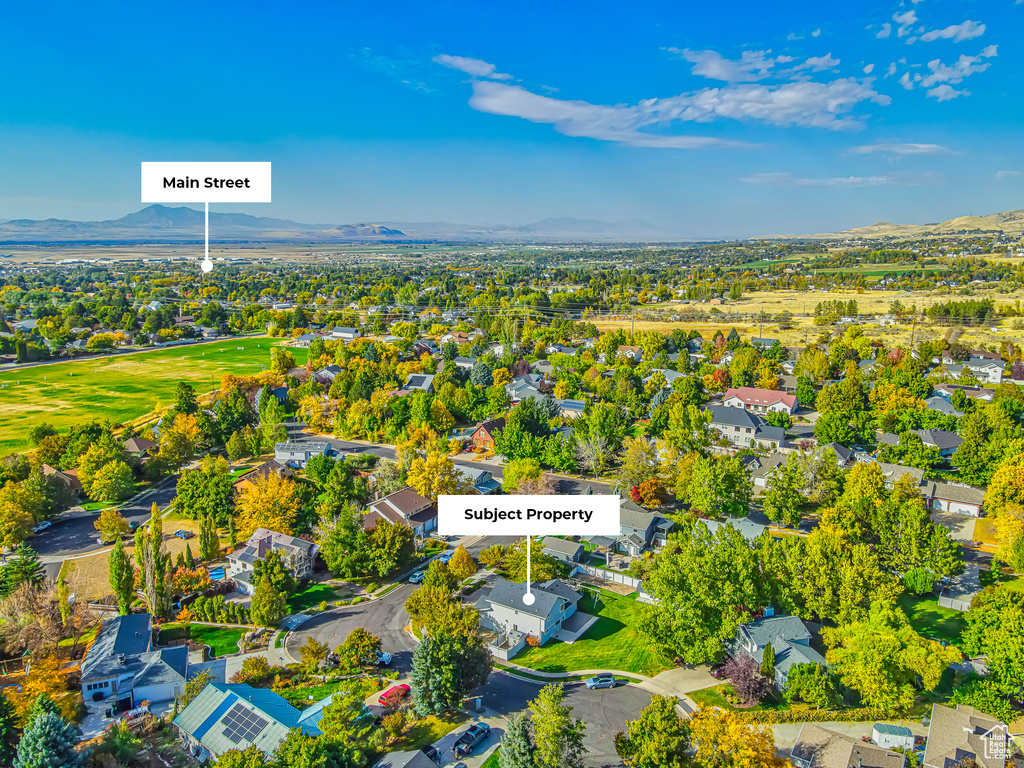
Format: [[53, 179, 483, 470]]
[[15, 709, 82, 768], [411, 634, 492, 716], [199, 516, 220, 561], [0, 690, 18, 767], [250, 574, 288, 628], [108, 536, 135, 615], [499, 712, 535, 768], [184, 542, 194, 568], [761, 642, 776, 680]]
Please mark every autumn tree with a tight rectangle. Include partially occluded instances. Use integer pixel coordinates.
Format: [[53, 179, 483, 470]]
[[94, 508, 130, 542], [447, 546, 477, 580], [505, 537, 558, 583], [405, 451, 468, 500], [250, 574, 288, 628], [235, 471, 299, 538], [299, 637, 329, 671], [762, 458, 804, 528], [614, 695, 691, 768], [530, 684, 587, 768], [688, 707, 784, 768], [108, 537, 134, 615], [336, 628, 382, 669]]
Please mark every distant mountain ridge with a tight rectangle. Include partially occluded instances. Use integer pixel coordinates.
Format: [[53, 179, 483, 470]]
[[0, 206, 679, 242], [774, 208, 1024, 239]]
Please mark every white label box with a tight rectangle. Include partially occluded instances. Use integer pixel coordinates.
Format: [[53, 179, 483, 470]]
[[437, 494, 622, 537], [141, 162, 271, 203]]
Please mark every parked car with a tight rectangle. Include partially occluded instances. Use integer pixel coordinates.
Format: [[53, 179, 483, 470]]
[[408, 570, 425, 584], [453, 723, 491, 757], [377, 684, 410, 707], [33, 521, 52, 534], [584, 673, 618, 689], [128, 521, 139, 532], [375, 651, 393, 667], [420, 745, 440, 764], [437, 551, 453, 564], [174, 530, 194, 540]]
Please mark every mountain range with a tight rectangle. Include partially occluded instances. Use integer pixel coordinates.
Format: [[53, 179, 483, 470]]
[[0, 205, 676, 242], [778, 208, 1024, 240]]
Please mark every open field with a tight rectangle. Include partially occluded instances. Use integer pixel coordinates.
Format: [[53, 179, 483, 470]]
[[0, 336, 306, 454]]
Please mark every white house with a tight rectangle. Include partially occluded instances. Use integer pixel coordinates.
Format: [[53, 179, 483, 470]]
[[730, 614, 827, 691], [707, 406, 786, 450], [722, 387, 799, 415], [477, 578, 593, 660], [274, 441, 331, 468], [330, 326, 361, 341]]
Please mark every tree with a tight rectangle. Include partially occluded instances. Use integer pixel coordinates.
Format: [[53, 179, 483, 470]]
[[447, 546, 476, 580], [614, 695, 691, 768], [108, 537, 135, 615], [313, 689, 375, 767], [250, 574, 288, 628], [405, 451, 466, 500], [529, 684, 587, 768], [760, 642, 775, 680], [14, 707, 81, 768], [663, 403, 713, 454], [505, 537, 558, 583], [500, 712, 536, 768], [316, 504, 370, 578], [470, 360, 493, 387], [214, 745, 266, 768], [411, 633, 492, 715], [688, 707, 784, 768], [762, 459, 804, 528], [813, 412, 856, 446], [0, 690, 17, 768], [140, 503, 171, 619], [688, 456, 751, 519], [198, 515, 220, 561], [961, 587, 1024, 694], [0, 482, 36, 549], [783, 663, 840, 710], [174, 381, 199, 415], [299, 637, 329, 671], [251, 549, 296, 596], [616, 437, 660, 491], [367, 518, 416, 577], [175, 456, 234, 524], [89, 460, 135, 502], [503, 458, 544, 493], [405, 587, 481, 639], [180, 670, 212, 708], [423, 561, 459, 593], [336, 628, 382, 669], [235, 471, 299, 538], [270, 347, 297, 374], [722, 654, 772, 704], [822, 601, 962, 709], [94, 508, 130, 542]]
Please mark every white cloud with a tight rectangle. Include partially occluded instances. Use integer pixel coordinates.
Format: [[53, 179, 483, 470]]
[[995, 170, 1021, 180], [898, 72, 914, 90], [667, 48, 791, 82], [740, 172, 898, 187], [791, 53, 841, 72], [927, 84, 969, 101], [863, 64, 875, 74], [921, 46, 997, 86], [885, 62, 898, 77], [849, 141, 951, 155], [894, 10, 918, 37], [433, 54, 512, 80], [920, 20, 985, 43], [812, 29, 822, 37], [877, 23, 892, 39]]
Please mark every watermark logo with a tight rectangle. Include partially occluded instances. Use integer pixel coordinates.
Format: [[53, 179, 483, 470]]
[[981, 724, 1010, 762]]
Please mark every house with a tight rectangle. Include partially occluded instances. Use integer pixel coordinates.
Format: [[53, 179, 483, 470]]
[[452, 356, 477, 370], [227, 528, 319, 595], [616, 345, 643, 362], [751, 337, 781, 350], [371, 752, 439, 768], [790, 723, 906, 768], [944, 355, 1004, 385], [122, 436, 158, 458], [274, 441, 331, 469], [455, 464, 501, 495], [616, 498, 675, 556], [923, 481, 985, 516], [741, 452, 787, 489], [707, 406, 786, 451], [440, 331, 469, 345], [777, 374, 799, 393], [730, 614, 827, 690], [293, 333, 320, 347], [546, 344, 579, 356], [933, 382, 995, 403], [642, 368, 688, 389], [81, 613, 188, 708], [477, 578, 590, 660], [925, 395, 964, 417], [173, 682, 335, 761], [541, 537, 586, 564], [330, 326, 361, 341], [912, 429, 962, 458], [555, 399, 585, 419], [698, 517, 768, 543], [363, 487, 437, 537], [232, 460, 296, 494], [471, 418, 505, 451], [41, 463, 83, 495], [938, 563, 982, 612], [723, 387, 799, 415], [922, 704, 1011, 768], [821, 442, 854, 468], [314, 365, 343, 385], [875, 461, 925, 488], [404, 373, 435, 393]]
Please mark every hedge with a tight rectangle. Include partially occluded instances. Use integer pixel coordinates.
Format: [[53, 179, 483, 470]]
[[730, 707, 909, 725]]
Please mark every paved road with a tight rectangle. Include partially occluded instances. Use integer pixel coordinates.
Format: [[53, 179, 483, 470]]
[[32, 481, 179, 559]]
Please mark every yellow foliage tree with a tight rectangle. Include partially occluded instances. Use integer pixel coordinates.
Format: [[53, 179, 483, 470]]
[[867, 381, 925, 413], [492, 368, 512, 388], [235, 471, 299, 539], [14, 652, 76, 723], [160, 412, 201, 466], [689, 706, 786, 768], [405, 451, 468, 501]]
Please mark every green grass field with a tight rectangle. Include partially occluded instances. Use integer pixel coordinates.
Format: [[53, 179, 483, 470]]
[[0, 336, 306, 454], [896, 594, 968, 645], [287, 584, 342, 613], [512, 590, 672, 677], [157, 623, 247, 657]]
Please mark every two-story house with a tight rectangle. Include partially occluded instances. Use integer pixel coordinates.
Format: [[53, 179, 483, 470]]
[[943, 355, 1004, 385], [730, 614, 827, 691], [81, 613, 188, 708], [227, 528, 319, 595], [616, 499, 675, 556], [274, 441, 331, 469], [363, 487, 437, 537], [477, 578, 586, 659], [707, 406, 785, 451], [470, 418, 505, 451]]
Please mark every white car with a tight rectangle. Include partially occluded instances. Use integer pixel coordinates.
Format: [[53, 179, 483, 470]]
[[375, 651, 393, 667], [33, 521, 52, 534], [408, 571, 426, 584]]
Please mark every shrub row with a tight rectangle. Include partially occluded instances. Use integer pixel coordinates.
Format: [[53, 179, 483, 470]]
[[731, 707, 909, 725]]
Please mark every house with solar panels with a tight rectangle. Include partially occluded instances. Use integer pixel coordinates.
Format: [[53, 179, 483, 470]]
[[227, 528, 319, 596], [173, 682, 345, 761]]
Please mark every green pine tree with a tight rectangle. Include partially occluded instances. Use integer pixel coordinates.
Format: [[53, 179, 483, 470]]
[[184, 542, 194, 568], [250, 575, 288, 628], [15, 708, 81, 768], [0, 690, 18, 767], [761, 642, 776, 680], [411, 634, 493, 716], [498, 712, 535, 768], [108, 537, 135, 615]]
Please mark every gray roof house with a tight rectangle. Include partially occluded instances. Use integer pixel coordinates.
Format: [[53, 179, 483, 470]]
[[330, 326, 361, 341], [227, 528, 319, 595], [922, 704, 1011, 768], [707, 405, 786, 450], [876, 461, 925, 488], [616, 498, 675, 556], [924, 481, 985, 516], [925, 395, 964, 417], [541, 537, 586, 564], [81, 613, 188, 707], [698, 517, 768, 543], [363, 487, 437, 537], [274, 440, 331, 468], [943, 355, 1004, 385], [731, 614, 827, 690], [741, 452, 787, 489], [404, 373, 435, 393], [790, 723, 906, 768], [477, 578, 593, 660], [371, 752, 439, 768], [173, 682, 338, 761], [314, 365, 343, 383], [455, 464, 501, 495]]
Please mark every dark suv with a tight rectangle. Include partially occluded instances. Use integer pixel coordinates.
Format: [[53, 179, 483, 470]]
[[453, 723, 491, 757]]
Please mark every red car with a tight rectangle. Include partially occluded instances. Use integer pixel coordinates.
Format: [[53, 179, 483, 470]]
[[378, 684, 410, 707]]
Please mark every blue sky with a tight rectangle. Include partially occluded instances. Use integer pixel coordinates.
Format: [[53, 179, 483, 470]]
[[0, 0, 1021, 237]]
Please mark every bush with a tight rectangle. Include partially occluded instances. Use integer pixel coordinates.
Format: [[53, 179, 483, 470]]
[[732, 707, 907, 725], [903, 568, 936, 595], [381, 711, 406, 738]]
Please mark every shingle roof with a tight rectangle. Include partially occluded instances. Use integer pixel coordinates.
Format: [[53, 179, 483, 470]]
[[876, 462, 925, 486], [82, 614, 153, 681], [541, 537, 585, 557], [134, 646, 189, 687], [911, 428, 962, 451], [922, 704, 1008, 768], [724, 387, 798, 410], [619, 498, 658, 531], [699, 517, 767, 542], [925, 481, 985, 505], [122, 436, 158, 453], [483, 577, 580, 620], [371, 751, 439, 768], [792, 723, 907, 768]]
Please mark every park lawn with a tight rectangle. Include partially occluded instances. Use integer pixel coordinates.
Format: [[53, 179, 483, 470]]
[[896, 594, 968, 645], [158, 623, 246, 657], [288, 584, 342, 613], [0, 335, 305, 454], [512, 590, 672, 677]]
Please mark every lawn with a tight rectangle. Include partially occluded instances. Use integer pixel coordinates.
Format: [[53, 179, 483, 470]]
[[387, 712, 468, 753], [980, 568, 1024, 592], [689, 683, 786, 712], [511, 590, 672, 677], [278, 677, 376, 708], [288, 584, 342, 613], [157, 623, 247, 657], [896, 594, 968, 645], [0, 335, 306, 454], [480, 751, 501, 768]]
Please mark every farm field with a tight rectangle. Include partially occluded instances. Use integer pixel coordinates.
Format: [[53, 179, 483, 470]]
[[0, 336, 305, 454]]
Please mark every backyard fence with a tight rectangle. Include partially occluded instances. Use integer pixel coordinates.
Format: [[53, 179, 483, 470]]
[[571, 563, 642, 590]]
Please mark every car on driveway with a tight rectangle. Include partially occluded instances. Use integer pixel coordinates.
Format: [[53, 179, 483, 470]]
[[128, 521, 139, 532], [33, 522, 52, 534], [408, 570, 425, 584], [453, 722, 491, 757], [585, 673, 618, 689], [437, 551, 453, 564], [174, 529, 194, 540], [377, 683, 410, 707], [420, 745, 440, 764], [375, 651, 392, 667]]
